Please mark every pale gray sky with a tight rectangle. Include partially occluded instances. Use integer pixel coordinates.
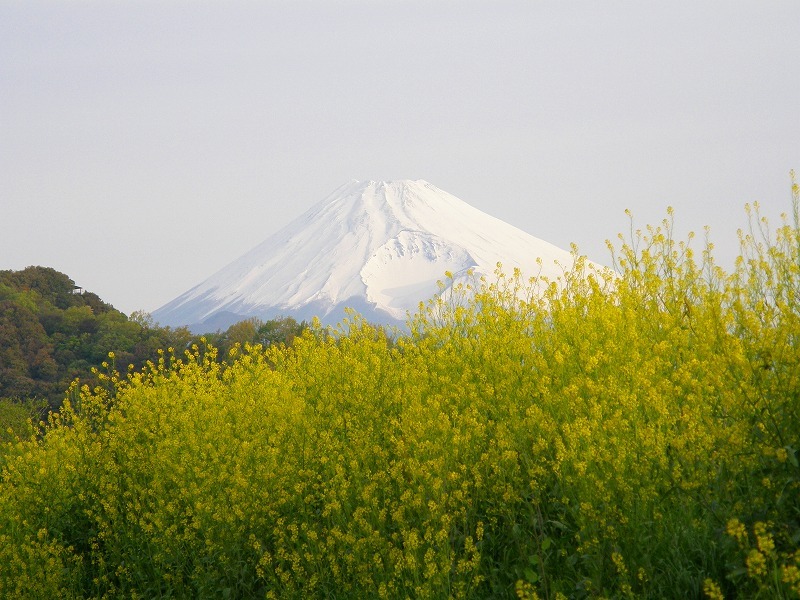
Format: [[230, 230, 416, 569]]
[[2, 1, 798, 315]]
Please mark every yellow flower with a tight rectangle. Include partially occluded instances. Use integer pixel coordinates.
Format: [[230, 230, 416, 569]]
[[702, 578, 724, 600], [754, 522, 775, 557], [726, 518, 747, 545], [746, 548, 767, 578]]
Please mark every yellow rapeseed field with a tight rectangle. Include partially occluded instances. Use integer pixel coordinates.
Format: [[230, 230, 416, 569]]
[[1, 179, 798, 598]]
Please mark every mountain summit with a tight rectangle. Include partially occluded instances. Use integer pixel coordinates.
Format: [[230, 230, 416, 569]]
[[152, 180, 577, 331]]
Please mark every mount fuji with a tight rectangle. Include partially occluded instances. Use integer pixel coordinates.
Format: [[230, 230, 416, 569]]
[[152, 180, 578, 332]]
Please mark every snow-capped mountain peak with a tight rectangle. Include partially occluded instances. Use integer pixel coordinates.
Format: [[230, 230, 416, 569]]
[[152, 180, 577, 331]]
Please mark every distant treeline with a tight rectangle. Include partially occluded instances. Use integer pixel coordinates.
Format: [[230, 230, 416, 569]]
[[0, 266, 306, 426]]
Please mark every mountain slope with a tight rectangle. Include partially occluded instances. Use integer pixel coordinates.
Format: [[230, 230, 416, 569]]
[[152, 180, 579, 330]]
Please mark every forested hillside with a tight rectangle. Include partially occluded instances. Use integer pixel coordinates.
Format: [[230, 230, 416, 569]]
[[0, 267, 306, 435], [0, 181, 798, 598], [0, 267, 186, 408]]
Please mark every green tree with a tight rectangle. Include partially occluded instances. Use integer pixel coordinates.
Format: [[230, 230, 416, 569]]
[[0, 300, 57, 400], [0, 266, 80, 310], [257, 316, 306, 347]]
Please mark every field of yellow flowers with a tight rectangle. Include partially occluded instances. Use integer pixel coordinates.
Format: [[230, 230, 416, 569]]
[[1, 183, 799, 599]]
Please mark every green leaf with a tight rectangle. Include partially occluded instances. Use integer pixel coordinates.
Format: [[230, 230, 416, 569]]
[[524, 568, 539, 583], [730, 567, 748, 578]]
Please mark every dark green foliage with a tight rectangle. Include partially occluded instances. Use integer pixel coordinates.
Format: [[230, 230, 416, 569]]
[[0, 266, 110, 312], [257, 315, 305, 347], [0, 266, 309, 421], [0, 397, 46, 443], [0, 299, 58, 401], [187, 316, 309, 359], [0, 267, 190, 412]]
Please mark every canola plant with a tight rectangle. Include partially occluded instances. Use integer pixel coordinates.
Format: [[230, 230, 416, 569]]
[[1, 183, 798, 599]]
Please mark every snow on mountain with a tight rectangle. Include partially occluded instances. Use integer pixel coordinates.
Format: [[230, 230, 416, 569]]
[[152, 180, 579, 331]]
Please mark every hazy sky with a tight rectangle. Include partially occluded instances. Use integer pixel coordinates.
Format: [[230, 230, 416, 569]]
[[2, 1, 798, 316]]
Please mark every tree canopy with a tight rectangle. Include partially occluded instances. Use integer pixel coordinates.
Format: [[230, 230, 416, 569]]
[[0, 267, 306, 418]]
